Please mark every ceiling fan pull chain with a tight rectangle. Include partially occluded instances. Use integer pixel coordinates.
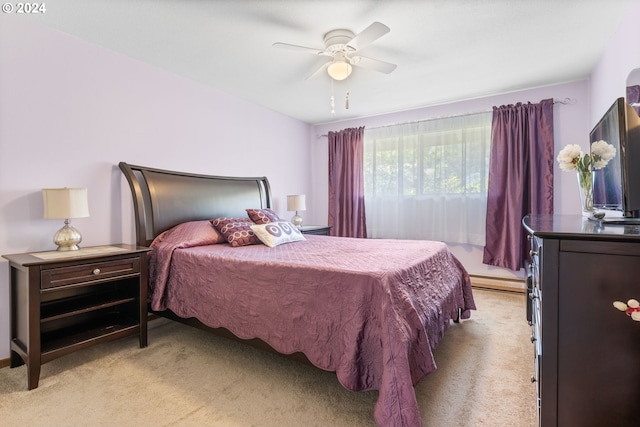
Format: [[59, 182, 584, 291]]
[[330, 79, 336, 115], [345, 91, 350, 109]]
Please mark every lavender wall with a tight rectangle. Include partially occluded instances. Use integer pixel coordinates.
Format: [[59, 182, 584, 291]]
[[0, 19, 311, 359], [589, 0, 640, 123]]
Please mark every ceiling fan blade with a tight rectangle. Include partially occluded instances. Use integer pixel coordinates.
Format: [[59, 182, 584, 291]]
[[346, 22, 390, 51], [272, 42, 326, 56], [305, 61, 330, 80], [350, 55, 397, 74]]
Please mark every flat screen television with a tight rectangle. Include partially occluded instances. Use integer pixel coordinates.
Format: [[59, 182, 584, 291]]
[[591, 97, 640, 223]]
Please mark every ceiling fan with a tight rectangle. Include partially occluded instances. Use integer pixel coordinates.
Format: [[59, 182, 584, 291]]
[[273, 21, 397, 81]]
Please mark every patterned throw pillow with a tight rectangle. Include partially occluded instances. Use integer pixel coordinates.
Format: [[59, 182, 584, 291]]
[[246, 208, 281, 224], [250, 221, 306, 248], [210, 217, 259, 247]]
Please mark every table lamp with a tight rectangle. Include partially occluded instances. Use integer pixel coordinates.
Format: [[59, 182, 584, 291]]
[[287, 194, 306, 228], [42, 188, 90, 251]]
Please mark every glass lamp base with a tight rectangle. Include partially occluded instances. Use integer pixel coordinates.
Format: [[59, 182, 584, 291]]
[[291, 213, 303, 228], [53, 220, 82, 251]]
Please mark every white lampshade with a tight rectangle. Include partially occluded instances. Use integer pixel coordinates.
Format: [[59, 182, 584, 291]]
[[287, 194, 306, 212], [43, 188, 90, 219], [327, 61, 352, 81], [42, 188, 89, 251]]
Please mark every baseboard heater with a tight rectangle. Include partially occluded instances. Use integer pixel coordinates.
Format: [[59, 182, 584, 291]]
[[469, 274, 525, 293]]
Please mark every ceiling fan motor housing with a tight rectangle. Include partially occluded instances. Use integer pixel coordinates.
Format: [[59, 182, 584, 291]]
[[323, 29, 356, 52]]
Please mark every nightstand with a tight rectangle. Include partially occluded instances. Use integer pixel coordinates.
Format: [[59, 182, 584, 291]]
[[2, 244, 150, 390], [299, 225, 332, 236]]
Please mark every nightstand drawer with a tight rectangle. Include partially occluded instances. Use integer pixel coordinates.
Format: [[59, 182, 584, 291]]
[[41, 257, 140, 290], [299, 225, 332, 236]]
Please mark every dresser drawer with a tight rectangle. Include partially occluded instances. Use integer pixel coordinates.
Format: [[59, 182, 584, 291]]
[[41, 257, 140, 290]]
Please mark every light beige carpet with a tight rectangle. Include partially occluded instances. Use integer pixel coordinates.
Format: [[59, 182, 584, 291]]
[[0, 289, 536, 426]]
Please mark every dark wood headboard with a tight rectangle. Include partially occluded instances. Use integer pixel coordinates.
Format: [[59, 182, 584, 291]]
[[119, 162, 271, 246]]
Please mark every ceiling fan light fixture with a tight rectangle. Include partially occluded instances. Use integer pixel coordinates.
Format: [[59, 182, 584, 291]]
[[327, 61, 352, 81]]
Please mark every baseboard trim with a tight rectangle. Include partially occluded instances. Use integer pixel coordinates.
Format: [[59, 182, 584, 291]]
[[470, 274, 525, 293]]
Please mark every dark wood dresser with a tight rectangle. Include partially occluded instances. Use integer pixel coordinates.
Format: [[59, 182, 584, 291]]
[[523, 214, 640, 427]]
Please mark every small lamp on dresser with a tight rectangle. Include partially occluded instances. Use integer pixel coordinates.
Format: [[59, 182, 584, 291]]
[[287, 194, 306, 228], [42, 187, 90, 251]]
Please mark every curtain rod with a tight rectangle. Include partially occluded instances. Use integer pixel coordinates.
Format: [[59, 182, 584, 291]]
[[316, 97, 575, 138]]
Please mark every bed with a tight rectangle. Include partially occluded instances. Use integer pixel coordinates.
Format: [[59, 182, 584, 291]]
[[119, 162, 475, 427]]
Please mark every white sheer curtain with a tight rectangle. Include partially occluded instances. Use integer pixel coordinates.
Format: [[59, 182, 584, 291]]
[[363, 112, 492, 245]]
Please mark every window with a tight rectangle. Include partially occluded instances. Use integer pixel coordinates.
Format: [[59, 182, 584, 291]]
[[363, 112, 492, 245]]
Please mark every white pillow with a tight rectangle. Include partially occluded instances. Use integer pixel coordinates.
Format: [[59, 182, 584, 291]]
[[250, 221, 306, 247]]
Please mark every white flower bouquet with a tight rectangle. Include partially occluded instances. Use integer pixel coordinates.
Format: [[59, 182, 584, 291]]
[[556, 140, 616, 174], [556, 140, 616, 213]]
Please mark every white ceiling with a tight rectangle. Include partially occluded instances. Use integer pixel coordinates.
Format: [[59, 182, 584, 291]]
[[31, 0, 631, 124]]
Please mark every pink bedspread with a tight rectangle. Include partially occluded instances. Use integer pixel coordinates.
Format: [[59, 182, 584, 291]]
[[149, 234, 474, 427]]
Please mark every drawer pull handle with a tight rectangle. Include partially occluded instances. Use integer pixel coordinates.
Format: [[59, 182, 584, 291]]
[[92, 268, 101, 275]]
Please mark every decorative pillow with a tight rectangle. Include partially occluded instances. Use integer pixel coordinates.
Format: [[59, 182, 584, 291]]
[[150, 220, 225, 248], [250, 221, 306, 248], [210, 217, 260, 247], [246, 208, 281, 224]]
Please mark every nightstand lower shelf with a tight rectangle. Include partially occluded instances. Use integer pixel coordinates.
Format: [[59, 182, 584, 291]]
[[40, 315, 139, 361]]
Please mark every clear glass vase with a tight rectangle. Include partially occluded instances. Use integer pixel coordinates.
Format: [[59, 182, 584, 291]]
[[577, 169, 593, 215]]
